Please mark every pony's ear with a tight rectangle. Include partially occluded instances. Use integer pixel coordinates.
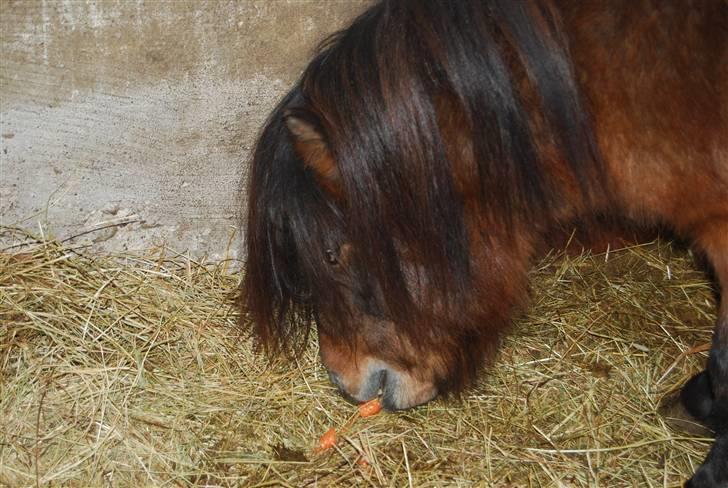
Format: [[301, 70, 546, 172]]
[[285, 115, 343, 199]]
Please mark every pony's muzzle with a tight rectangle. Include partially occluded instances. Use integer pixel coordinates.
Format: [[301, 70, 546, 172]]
[[326, 360, 438, 410]]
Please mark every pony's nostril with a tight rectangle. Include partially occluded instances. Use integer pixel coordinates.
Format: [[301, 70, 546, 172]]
[[327, 370, 361, 404], [328, 371, 345, 391]]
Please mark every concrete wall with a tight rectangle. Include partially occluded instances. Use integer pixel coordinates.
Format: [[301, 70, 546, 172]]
[[0, 0, 370, 259]]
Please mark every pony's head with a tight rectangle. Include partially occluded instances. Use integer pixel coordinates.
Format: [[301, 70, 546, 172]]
[[242, 0, 603, 409]]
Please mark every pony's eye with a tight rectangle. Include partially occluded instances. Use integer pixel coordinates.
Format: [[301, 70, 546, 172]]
[[325, 249, 339, 266]]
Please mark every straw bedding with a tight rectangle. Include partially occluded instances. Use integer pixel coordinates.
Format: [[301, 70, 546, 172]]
[[0, 226, 715, 486]]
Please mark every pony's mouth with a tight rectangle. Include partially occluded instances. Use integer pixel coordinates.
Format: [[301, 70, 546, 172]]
[[375, 368, 387, 396]]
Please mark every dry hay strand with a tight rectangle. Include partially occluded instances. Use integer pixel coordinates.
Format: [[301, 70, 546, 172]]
[[0, 227, 715, 487]]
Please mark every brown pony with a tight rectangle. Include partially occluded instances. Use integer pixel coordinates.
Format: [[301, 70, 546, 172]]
[[241, 1, 728, 485]]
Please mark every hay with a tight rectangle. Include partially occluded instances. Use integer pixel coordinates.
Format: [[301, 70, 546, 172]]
[[0, 226, 714, 487]]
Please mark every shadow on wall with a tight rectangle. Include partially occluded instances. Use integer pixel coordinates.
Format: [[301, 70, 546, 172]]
[[0, 0, 371, 260]]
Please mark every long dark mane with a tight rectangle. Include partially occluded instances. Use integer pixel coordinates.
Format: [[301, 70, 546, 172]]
[[242, 0, 606, 354]]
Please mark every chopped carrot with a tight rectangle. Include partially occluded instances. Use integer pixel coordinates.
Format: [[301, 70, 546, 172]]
[[356, 456, 370, 467], [358, 398, 382, 418], [315, 399, 382, 453], [317, 427, 337, 451]]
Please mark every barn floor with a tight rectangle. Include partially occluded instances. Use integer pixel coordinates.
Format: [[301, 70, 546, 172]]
[[0, 226, 715, 487]]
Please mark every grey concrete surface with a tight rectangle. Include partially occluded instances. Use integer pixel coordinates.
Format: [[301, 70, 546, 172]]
[[0, 0, 370, 260]]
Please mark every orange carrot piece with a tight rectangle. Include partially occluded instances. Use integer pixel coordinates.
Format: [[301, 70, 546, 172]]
[[317, 427, 337, 451], [358, 398, 382, 417], [316, 399, 381, 453]]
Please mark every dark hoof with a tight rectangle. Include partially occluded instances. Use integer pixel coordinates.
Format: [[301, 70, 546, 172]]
[[659, 390, 714, 437], [684, 432, 728, 487], [681, 371, 715, 424]]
